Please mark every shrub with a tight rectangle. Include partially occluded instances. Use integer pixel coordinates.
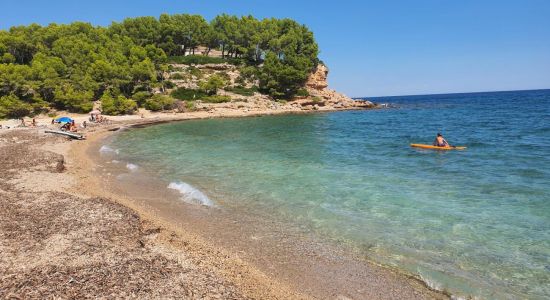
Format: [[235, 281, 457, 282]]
[[53, 85, 94, 113], [185, 101, 195, 111], [163, 80, 176, 89], [296, 88, 309, 97], [132, 84, 150, 94], [217, 71, 231, 82], [187, 66, 203, 79], [167, 65, 184, 72], [132, 91, 152, 106], [171, 88, 208, 101], [311, 96, 322, 103], [143, 99, 162, 111], [1, 53, 16, 64], [0, 94, 33, 119], [101, 93, 137, 115], [170, 73, 185, 80], [202, 95, 231, 103], [224, 86, 258, 96], [144, 94, 175, 111], [237, 66, 258, 84], [199, 74, 227, 95]]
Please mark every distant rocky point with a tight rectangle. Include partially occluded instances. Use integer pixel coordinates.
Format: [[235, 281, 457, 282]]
[[164, 62, 374, 114]]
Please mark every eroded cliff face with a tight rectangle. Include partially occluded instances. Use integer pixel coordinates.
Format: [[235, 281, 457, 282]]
[[163, 62, 373, 113], [303, 64, 374, 109], [305, 64, 330, 90]]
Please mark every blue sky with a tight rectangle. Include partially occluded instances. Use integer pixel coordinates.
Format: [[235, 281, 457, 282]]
[[1, 0, 549, 97]]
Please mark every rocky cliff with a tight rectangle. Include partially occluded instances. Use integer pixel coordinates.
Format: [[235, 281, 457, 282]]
[[165, 63, 374, 113], [303, 64, 374, 109]]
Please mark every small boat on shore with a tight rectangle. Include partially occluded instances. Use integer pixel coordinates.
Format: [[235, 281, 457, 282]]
[[45, 130, 85, 140], [410, 143, 466, 150]]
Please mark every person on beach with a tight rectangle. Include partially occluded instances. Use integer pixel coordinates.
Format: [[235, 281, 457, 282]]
[[32, 118, 37, 127], [20, 118, 26, 127], [69, 120, 78, 132], [433, 133, 450, 147]]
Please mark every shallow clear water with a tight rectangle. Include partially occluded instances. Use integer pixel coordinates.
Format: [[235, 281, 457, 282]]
[[109, 90, 550, 299]]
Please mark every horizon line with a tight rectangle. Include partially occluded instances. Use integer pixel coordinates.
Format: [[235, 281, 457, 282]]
[[354, 88, 550, 99]]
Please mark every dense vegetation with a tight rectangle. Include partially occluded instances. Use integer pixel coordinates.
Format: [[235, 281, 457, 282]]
[[0, 14, 319, 118]]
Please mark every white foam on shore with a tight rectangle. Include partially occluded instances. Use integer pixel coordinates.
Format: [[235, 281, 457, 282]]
[[417, 272, 445, 295], [167, 181, 214, 207], [126, 163, 139, 172], [99, 145, 119, 155]]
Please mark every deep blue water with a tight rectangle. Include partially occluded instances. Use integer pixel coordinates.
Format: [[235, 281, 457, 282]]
[[108, 89, 550, 299]]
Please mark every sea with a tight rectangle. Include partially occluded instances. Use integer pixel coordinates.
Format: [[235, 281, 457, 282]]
[[101, 89, 550, 299]]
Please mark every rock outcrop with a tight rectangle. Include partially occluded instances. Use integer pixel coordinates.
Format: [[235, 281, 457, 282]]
[[164, 62, 374, 113], [305, 64, 330, 90], [303, 64, 374, 109]]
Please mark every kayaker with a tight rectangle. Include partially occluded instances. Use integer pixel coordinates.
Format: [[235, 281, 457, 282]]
[[433, 133, 450, 147]]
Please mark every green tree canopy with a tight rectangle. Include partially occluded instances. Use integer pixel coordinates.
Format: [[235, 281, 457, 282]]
[[0, 13, 320, 117]]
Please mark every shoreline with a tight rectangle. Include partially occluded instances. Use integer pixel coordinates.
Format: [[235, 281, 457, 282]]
[[1, 108, 450, 299], [72, 127, 304, 299], [0, 99, 377, 130]]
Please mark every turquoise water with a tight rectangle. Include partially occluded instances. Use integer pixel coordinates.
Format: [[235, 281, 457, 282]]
[[109, 90, 550, 299]]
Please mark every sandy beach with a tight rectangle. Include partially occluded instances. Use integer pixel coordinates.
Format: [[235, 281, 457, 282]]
[[0, 109, 449, 299]]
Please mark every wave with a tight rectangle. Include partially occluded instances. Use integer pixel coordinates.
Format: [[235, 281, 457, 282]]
[[167, 181, 214, 207], [126, 163, 139, 172], [99, 145, 119, 155]]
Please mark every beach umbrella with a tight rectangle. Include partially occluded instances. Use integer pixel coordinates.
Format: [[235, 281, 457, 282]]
[[56, 117, 73, 123]]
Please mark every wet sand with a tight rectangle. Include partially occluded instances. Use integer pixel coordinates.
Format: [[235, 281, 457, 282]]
[[1, 113, 449, 299]]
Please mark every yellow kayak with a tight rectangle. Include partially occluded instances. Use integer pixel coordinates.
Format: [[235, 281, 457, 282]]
[[410, 144, 467, 150]]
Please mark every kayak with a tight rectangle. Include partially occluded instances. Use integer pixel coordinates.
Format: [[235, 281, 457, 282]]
[[410, 143, 466, 150]]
